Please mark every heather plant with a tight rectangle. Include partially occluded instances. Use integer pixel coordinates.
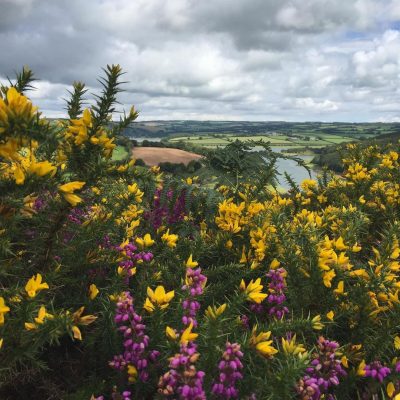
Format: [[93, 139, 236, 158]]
[[1, 66, 400, 400]]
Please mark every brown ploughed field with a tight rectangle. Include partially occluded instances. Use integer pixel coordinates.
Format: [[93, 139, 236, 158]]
[[132, 147, 202, 166]]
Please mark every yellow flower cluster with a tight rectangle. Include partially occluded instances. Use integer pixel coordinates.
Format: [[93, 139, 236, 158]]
[[65, 108, 116, 158]]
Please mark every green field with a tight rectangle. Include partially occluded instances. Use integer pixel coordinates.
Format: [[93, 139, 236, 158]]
[[167, 132, 357, 148]]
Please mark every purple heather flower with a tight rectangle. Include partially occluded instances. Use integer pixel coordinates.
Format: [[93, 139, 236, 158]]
[[266, 268, 289, 319], [296, 337, 346, 400], [158, 342, 206, 399], [115, 241, 153, 284], [364, 361, 391, 383], [109, 292, 158, 383], [181, 268, 207, 327], [212, 342, 244, 399]]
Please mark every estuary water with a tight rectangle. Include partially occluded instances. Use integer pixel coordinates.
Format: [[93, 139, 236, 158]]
[[260, 146, 318, 190]]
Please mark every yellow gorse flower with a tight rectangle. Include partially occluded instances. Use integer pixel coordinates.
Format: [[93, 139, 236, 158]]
[[161, 229, 179, 248], [0, 297, 10, 325], [281, 334, 306, 356], [71, 306, 97, 340], [166, 326, 178, 340], [311, 315, 324, 330], [180, 321, 198, 344], [204, 303, 227, 319], [59, 181, 86, 206], [239, 278, 268, 304], [0, 86, 37, 135], [66, 108, 92, 146], [250, 325, 278, 357], [89, 284, 99, 300], [186, 254, 198, 268], [127, 364, 138, 383], [25, 274, 49, 298], [136, 233, 155, 248], [215, 199, 247, 233], [144, 286, 175, 312], [25, 306, 54, 330], [127, 182, 144, 203]]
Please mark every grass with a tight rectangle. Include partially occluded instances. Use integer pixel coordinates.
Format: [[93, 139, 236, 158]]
[[112, 145, 129, 161]]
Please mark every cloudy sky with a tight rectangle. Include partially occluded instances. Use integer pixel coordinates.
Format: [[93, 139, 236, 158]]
[[1, 0, 400, 121]]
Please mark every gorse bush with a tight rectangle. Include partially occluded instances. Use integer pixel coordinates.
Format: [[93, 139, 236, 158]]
[[1, 67, 400, 400]]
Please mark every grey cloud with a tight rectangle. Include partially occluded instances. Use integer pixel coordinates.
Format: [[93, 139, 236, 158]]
[[0, 0, 399, 122]]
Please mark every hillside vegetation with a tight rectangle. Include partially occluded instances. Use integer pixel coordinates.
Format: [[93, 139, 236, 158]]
[[1, 67, 400, 400]]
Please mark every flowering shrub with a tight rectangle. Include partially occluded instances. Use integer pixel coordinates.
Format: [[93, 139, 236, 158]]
[[1, 66, 400, 400]]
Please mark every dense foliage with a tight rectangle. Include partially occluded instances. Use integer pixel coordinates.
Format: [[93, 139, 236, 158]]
[[1, 67, 400, 400]]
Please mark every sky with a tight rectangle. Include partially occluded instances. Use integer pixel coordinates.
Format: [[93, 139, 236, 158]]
[[0, 0, 399, 122]]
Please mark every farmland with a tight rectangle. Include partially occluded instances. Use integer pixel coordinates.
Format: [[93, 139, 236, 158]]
[[167, 132, 356, 148]]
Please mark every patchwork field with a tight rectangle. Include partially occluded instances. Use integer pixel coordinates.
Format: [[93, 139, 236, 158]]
[[167, 132, 357, 148]]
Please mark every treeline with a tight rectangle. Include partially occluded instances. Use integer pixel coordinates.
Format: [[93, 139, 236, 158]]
[[312, 132, 400, 172]]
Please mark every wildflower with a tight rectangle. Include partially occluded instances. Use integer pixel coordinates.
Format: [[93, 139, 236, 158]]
[[250, 326, 278, 357], [387, 382, 396, 398], [334, 237, 347, 251], [66, 108, 92, 146], [180, 321, 198, 344], [166, 326, 178, 340], [395, 336, 400, 350], [158, 341, 205, 398], [282, 334, 306, 356], [296, 337, 346, 399], [182, 268, 207, 327], [212, 342, 243, 398], [25, 274, 49, 298], [110, 292, 159, 382], [135, 233, 155, 249], [89, 284, 99, 300], [0, 87, 37, 136], [127, 364, 138, 384], [0, 338, 3, 349], [127, 182, 144, 203], [270, 258, 280, 269], [266, 268, 288, 319], [144, 286, 174, 312], [161, 229, 179, 248], [311, 315, 324, 330], [364, 361, 391, 383], [240, 278, 268, 304], [58, 181, 86, 206], [205, 304, 227, 320], [71, 306, 97, 340], [322, 269, 336, 288], [326, 311, 335, 321], [0, 297, 10, 325], [357, 360, 366, 376], [25, 306, 53, 330], [186, 254, 198, 268], [333, 280, 347, 297]]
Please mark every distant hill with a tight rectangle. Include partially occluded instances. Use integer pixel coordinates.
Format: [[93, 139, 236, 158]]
[[120, 120, 400, 139]]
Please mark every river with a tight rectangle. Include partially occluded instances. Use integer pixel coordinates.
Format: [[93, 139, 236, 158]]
[[259, 146, 318, 190]]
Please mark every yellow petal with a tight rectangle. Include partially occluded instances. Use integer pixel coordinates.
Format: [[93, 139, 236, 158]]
[[72, 326, 82, 340], [166, 326, 177, 340], [89, 284, 99, 300], [387, 382, 395, 397], [59, 181, 86, 193], [63, 193, 82, 206]]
